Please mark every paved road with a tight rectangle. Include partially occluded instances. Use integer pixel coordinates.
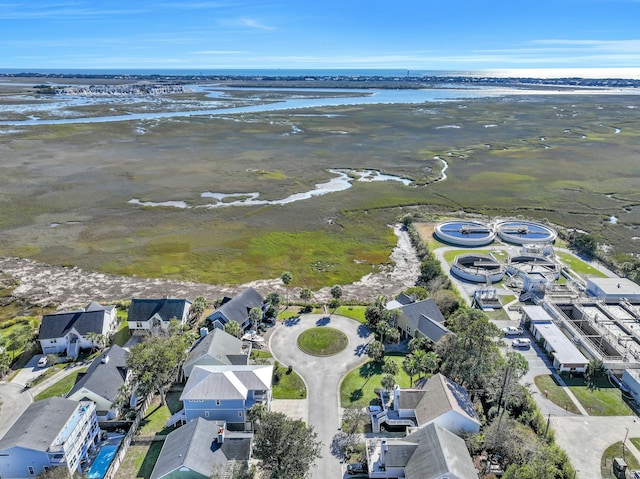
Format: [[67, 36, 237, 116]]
[[269, 314, 372, 479], [0, 381, 32, 438]]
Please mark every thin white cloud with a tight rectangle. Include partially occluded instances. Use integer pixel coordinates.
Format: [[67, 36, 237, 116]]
[[191, 50, 248, 55], [0, 3, 147, 19], [236, 17, 277, 31]]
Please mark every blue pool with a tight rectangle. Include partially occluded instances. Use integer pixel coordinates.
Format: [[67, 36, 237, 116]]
[[86, 436, 123, 479]]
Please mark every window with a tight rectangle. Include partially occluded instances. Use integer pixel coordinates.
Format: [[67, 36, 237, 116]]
[[28, 466, 35, 475], [136, 322, 143, 328], [238, 411, 243, 417], [205, 411, 210, 418], [216, 400, 221, 406]]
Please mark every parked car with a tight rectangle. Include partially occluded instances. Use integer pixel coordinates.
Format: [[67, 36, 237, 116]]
[[37, 356, 48, 368], [502, 326, 524, 336], [347, 463, 367, 475], [512, 338, 531, 349], [366, 405, 382, 413]]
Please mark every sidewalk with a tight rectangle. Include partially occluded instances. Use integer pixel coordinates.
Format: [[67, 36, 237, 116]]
[[553, 373, 590, 416], [13, 361, 88, 396]]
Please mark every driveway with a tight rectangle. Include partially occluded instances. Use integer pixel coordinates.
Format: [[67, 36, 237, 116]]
[[269, 314, 372, 479], [10, 354, 49, 387], [0, 381, 32, 438]]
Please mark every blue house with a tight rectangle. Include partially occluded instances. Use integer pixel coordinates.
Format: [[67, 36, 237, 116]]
[[181, 365, 273, 431], [0, 398, 100, 478]]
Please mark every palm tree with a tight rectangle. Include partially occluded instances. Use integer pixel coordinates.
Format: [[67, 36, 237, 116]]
[[403, 355, 419, 387], [300, 288, 312, 307], [424, 351, 440, 376], [281, 272, 292, 307], [87, 332, 106, 352], [249, 307, 263, 331], [225, 320, 242, 338]]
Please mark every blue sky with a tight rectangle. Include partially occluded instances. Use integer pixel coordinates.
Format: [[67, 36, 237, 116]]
[[2, 0, 640, 72]]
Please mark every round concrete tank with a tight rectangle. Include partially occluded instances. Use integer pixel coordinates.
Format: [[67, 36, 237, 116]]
[[451, 253, 505, 283], [496, 221, 557, 245], [435, 221, 495, 247]]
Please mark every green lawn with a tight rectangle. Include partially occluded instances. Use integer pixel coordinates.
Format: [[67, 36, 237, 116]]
[[138, 391, 183, 436], [340, 354, 413, 408], [601, 441, 640, 479], [297, 327, 348, 356], [115, 440, 164, 479], [34, 367, 87, 401], [555, 251, 607, 278], [533, 375, 580, 414], [273, 362, 307, 399], [111, 321, 131, 347], [335, 306, 367, 323], [563, 375, 635, 416]]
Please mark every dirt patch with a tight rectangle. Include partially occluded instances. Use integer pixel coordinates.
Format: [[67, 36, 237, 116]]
[[0, 226, 420, 310]]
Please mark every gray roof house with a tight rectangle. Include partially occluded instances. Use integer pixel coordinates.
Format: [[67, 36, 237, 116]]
[[0, 397, 100, 478], [366, 422, 478, 479], [38, 302, 117, 358], [66, 344, 130, 420], [206, 287, 264, 330], [388, 297, 452, 344], [372, 373, 481, 435], [182, 328, 251, 379], [150, 418, 252, 479], [127, 298, 192, 331]]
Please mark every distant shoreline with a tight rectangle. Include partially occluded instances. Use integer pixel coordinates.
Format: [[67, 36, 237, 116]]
[[1, 72, 639, 90]]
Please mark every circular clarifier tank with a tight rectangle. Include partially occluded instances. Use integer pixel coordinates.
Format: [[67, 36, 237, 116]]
[[496, 221, 557, 245], [435, 221, 495, 246]]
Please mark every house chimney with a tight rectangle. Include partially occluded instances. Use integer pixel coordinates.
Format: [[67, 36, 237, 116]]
[[101, 354, 109, 364], [200, 327, 208, 338], [217, 426, 225, 444]]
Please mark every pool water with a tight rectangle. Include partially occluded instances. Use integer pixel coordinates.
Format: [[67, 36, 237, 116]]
[[86, 437, 122, 479]]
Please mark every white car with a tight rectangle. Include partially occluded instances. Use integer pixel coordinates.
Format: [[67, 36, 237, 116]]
[[512, 338, 531, 349], [502, 326, 524, 336], [37, 356, 48, 368]]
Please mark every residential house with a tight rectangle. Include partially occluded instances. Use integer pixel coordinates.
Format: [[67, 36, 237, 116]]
[[0, 397, 100, 479], [206, 288, 264, 331], [38, 302, 117, 359], [127, 298, 192, 331], [181, 365, 273, 430], [387, 297, 451, 344], [150, 418, 252, 479], [372, 373, 481, 435], [182, 328, 251, 379], [66, 345, 131, 420], [366, 422, 478, 479]]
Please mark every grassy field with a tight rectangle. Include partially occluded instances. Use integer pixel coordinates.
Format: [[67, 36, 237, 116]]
[[115, 441, 163, 479], [340, 354, 412, 408], [138, 391, 184, 436], [533, 375, 581, 414], [34, 367, 87, 401], [334, 305, 367, 323], [563, 375, 635, 416], [273, 362, 307, 399], [297, 327, 349, 356], [2, 93, 640, 287], [555, 250, 608, 278], [601, 441, 640, 479]]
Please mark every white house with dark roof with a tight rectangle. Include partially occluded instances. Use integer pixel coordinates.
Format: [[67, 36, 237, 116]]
[[387, 297, 452, 344], [127, 298, 191, 331], [182, 328, 251, 379], [38, 302, 117, 358], [366, 422, 478, 479], [66, 344, 131, 420], [0, 397, 100, 479], [206, 287, 265, 331], [181, 365, 273, 430], [150, 418, 252, 479], [371, 373, 481, 435]]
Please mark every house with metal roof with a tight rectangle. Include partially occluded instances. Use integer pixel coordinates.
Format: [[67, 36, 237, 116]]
[[371, 373, 481, 435], [127, 298, 192, 331], [38, 302, 117, 358], [182, 328, 251, 379], [586, 277, 640, 302], [150, 418, 252, 479], [0, 398, 100, 479], [387, 298, 452, 344], [181, 365, 273, 430], [66, 345, 131, 420], [206, 288, 265, 331], [366, 422, 478, 479]]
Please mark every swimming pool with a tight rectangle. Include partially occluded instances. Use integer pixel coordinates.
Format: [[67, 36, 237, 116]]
[[86, 436, 123, 479]]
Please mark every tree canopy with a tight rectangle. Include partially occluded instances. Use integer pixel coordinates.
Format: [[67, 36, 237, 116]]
[[252, 411, 322, 479]]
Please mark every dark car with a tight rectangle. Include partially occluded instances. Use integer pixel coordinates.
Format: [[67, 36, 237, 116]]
[[347, 463, 367, 475]]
